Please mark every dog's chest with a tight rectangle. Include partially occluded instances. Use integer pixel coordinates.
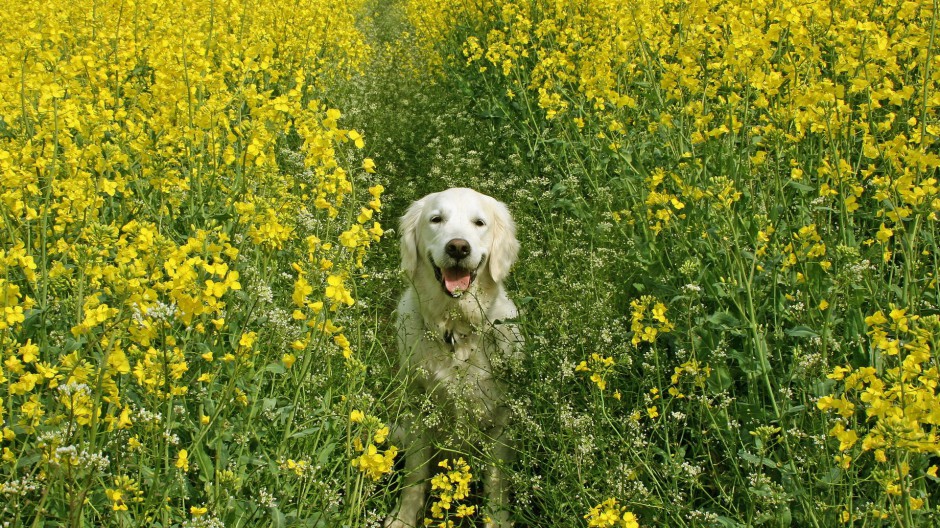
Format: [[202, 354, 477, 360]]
[[417, 330, 503, 420], [421, 330, 489, 381]]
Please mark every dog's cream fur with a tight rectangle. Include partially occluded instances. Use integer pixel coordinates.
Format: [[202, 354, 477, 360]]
[[386, 188, 521, 528]]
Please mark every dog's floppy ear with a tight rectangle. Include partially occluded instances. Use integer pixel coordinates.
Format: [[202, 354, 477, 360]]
[[487, 197, 519, 283], [400, 196, 427, 279]]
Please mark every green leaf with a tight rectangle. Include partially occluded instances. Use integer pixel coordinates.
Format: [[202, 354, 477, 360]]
[[715, 516, 745, 527], [729, 349, 763, 376], [739, 450, 761, 465], [785, 326, 818, 338], [193, 443, 215, 478], [271, 506, 287, 528], [711, 282, 729, 298], [820, 467, 843, 485], [266, 362, 287, 374], [516, 296, 534, 306], [64, 336, 85, 353], [708, 365, 733, 392], [290, 426, 321, 439], [16, 451, 41, 469], [316, 442, 336, 467], [707, 311, 741, 329], [787, 180, 815, 193]]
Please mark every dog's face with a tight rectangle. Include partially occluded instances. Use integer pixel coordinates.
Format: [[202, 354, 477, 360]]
[[400, 188, 519, 297]]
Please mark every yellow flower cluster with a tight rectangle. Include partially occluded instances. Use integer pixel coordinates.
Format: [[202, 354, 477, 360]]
[[291, 184, 384, 364], [339, 184, 386, 268], [668, 359, 712, 399], [0, 246, 37, 333], [629, 296, 674, 346], [279, 458, 313, 478], [637, 168, 747, 236], [576, 353, 616, 392], [105, 475, 144, 512], [643, 169, 686, 236], [410, 0, 638, 130], [781, 224, 830, 272], [349, 409, 398, 481], [818, 311, 940, 509], [0, 0, 383, 522], [424, 457, 476, 526], [409, 0, 939, 248], [584, 498, 639, 528]]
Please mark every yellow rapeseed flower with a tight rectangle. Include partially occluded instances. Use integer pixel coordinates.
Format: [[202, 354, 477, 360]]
[[585, 498, 639, 528], [175, 449, 189, 470]]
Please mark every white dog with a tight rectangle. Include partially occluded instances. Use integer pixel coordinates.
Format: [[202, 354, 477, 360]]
[[386, 188, 522, 528]]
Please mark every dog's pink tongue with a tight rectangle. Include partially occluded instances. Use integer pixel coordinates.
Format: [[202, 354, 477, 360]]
[[442, 268, 472, 293]]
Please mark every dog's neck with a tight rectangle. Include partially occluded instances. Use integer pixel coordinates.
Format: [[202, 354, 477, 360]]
[[423, 289, 491, 328], [412, 268, 500, 344]]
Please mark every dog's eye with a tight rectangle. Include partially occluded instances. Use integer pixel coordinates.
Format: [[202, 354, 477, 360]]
[[430, 215, 443, 224], [474, 219, 486, 227]]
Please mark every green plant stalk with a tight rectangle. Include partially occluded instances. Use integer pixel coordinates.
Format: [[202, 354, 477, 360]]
[[726, 208, 822, 528]]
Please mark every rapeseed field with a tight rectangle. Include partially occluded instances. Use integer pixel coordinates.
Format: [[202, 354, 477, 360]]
[[1, 0, 938, 525]]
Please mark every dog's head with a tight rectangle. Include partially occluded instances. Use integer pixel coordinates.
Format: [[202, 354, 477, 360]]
[[400, 188, 519, 296]]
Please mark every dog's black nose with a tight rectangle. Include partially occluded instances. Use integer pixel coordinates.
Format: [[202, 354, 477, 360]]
[[445, 238, 471, 260]]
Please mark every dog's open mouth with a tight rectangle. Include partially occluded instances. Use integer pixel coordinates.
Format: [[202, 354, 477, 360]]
[[433, 263, 476, 297]]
